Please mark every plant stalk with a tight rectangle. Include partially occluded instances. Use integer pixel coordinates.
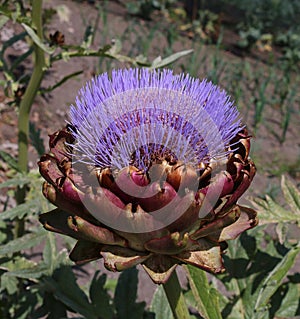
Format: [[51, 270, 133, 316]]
[[15, 0, 45, 238], [162, 270, 190, 319]]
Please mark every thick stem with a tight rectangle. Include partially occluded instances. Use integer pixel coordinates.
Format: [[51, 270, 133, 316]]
[[162, 270, 190, 319], [15, 0, 45, 238]]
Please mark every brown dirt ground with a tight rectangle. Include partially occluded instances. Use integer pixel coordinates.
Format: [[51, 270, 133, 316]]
[[0, 0, 299, 312]]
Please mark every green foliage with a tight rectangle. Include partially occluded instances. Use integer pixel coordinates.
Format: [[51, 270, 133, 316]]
[[185, 175, 300, 319], [254, 244, 300, 315], [0, 226, 149, 318], [0, 0, 191, 107], [0, 151, 20, 172], [126, 0, 177, 20], [0, 1, 192, 318], [29, 122, 45, 157], [186, 265, 222, 319], [249, 175, 300, 225], [89, 272, 115, 319], [115, 268, 146, 319], [0, 1, 299, 318], [150, 285, 173, 319], [196, 0, 300, 65], [221, 231, 298, 319]]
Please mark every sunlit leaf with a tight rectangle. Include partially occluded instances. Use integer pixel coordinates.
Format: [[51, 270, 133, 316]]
[[0, 231, 46, 255], [186, 265, 222, 319], [0, 199, 41, 220], [43, 232, 57, 274], [249, 177, 300, 225], [0, 273, 18, 294], [21, 23, 55, 54], [6, 263, 48, 279], [55, 4, 71, 23], [150, 49, 193, 68], [281, 175, 300, 214], [0, 174, 31, 189], [0, 256, 47, 279], [109, 39, 122, 55], [81, 25, 93, 49], [216, 228, 282, 319], [0, 15, 9, 29], [254, 244, 300, 313], [0, 256, 36, 272], [274, 283, 299, 318]]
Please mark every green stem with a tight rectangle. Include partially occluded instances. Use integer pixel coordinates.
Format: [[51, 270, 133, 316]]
[[163, 270, 190, 319], [15, 0, 45, 238]]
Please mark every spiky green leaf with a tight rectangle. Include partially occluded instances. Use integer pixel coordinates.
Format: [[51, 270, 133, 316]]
[[115, 267, 146, 319], [42, 267, 98, 319], [281, 175, 300, 214], [89, 272, 115, 319], [249, 175, 300, 225], [0, 174, 31, 189], [0, 231, 45, 255], [0, 199, 41, 220], [254, 244, 300, 313]]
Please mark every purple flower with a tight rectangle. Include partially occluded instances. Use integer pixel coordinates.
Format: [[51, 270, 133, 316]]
[[39, 68, 257, 284], [69, 68, 242, 172]]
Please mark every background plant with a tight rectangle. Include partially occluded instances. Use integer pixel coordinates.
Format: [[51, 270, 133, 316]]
[[0, 0, 299, 318]]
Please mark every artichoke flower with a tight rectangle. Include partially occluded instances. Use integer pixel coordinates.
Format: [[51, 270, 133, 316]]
[[39, 68, 257, 284]]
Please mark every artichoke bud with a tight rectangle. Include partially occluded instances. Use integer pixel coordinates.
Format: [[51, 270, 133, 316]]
[[39, 68, 257, 284]]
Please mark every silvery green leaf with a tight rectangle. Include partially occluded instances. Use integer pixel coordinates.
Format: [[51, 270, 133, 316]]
[[186, 265, 222, 319], [6, 263, 48, 279], [0, 273, 18, 294], [0, 174, 31, 189], [0, 15, 9, 29], [275, 283, 299, 318], [254, 244, 300, 313], [0, 231, 45, 255], [43, 232, 57, 274], [281, 175, 300, 215], [21, 23, 55, 54], [0, 199, 41, 220], [150, 285, 173, 319], [150, 49, 193, 68]]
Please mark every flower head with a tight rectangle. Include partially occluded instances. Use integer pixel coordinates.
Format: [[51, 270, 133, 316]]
[[39, 68, 257, 284], [69, 68, 242, 172]]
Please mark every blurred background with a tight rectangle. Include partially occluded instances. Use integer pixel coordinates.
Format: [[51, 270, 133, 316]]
[[0, 1, 299, 318]]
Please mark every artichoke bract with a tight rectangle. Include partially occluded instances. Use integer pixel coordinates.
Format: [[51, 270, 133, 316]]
[[39, 68, 257, 284]]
